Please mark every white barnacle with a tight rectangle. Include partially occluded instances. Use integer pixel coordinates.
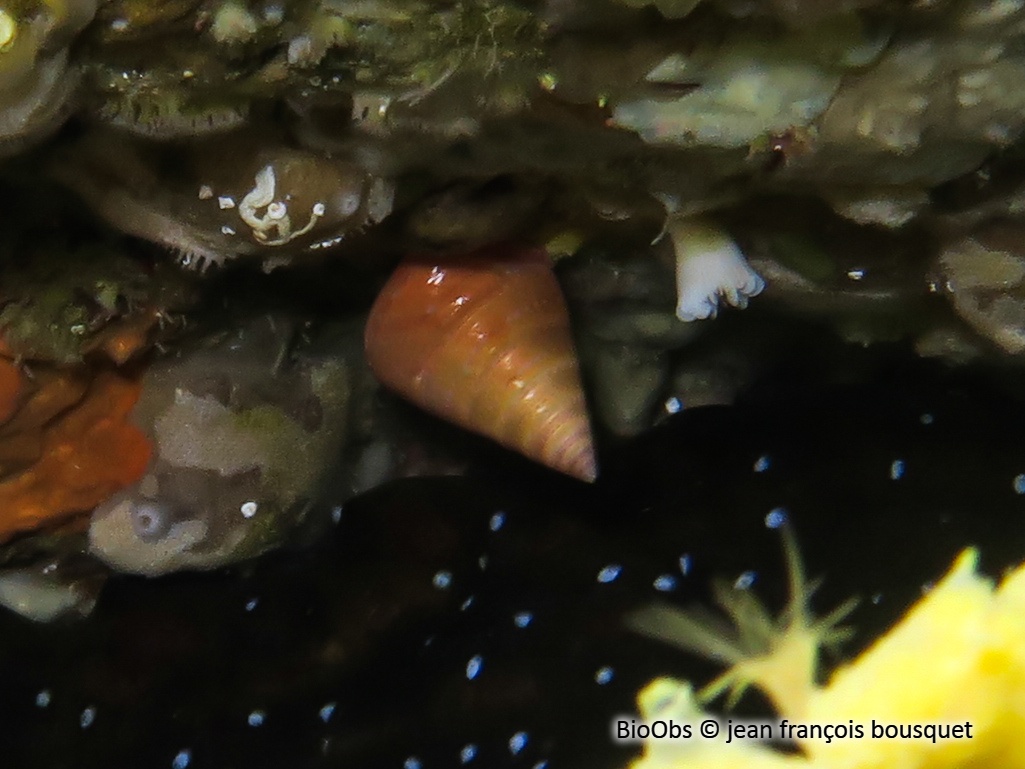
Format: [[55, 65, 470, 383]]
[[238, 165, 323, 247], [666, 215, 765, 322]]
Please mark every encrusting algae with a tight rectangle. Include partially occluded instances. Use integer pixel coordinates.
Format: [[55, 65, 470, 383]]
[[628, 526, 1025, 769], [0, 339, 150, 542]]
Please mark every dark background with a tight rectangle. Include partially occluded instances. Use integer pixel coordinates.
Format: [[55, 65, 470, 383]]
[[2, 321, 1024, 769]]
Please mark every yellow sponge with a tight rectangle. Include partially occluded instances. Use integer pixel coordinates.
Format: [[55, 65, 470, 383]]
[[629, 543, 1025, 769]]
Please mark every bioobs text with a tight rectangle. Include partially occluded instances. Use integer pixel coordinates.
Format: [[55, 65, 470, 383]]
[[614, 717, 975, 744], [615, 719, 693, 741]]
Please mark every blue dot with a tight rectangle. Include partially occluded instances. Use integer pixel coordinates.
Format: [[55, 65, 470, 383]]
[[653, 574, 677, 592], [404, 758, 423, 769], [466, 655, 483, 680], [890, 459, 905, 480], [596, 564, 622, 583], [80, 706, 96, 729], [244, 597, 259, 612], [513, 611, 533, 628], [678, 554, 691, 575], [460, 744, 478, 763], [753, 455, 771, 473], [247, 710, 266, 727], [460, 595, 475, 611], [664, 397, 682, 414], [533, 761, 549, 769], [1014, 474, 1025, 495], [478, 555, 489, 571], [432, 570, 453, 589], [34, 690, 51, 708], [319, 702, 336, 723], [172, 749, 192, 769], [509, 731, 529, 755], [765, 508, 788, 528], [489, 512, 506, 531], [735, 571, 757, 590], [331, 505, 344, 524], [594, 666, 614, 685]]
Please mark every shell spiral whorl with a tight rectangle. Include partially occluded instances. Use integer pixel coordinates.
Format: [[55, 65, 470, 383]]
[[365, 245, 598, 482]]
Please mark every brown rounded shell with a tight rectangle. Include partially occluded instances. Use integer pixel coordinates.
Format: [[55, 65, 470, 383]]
[[364, 245, 597, 482]]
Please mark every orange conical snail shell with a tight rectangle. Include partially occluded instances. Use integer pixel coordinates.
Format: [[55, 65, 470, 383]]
[[365, 244, 598, 482]]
